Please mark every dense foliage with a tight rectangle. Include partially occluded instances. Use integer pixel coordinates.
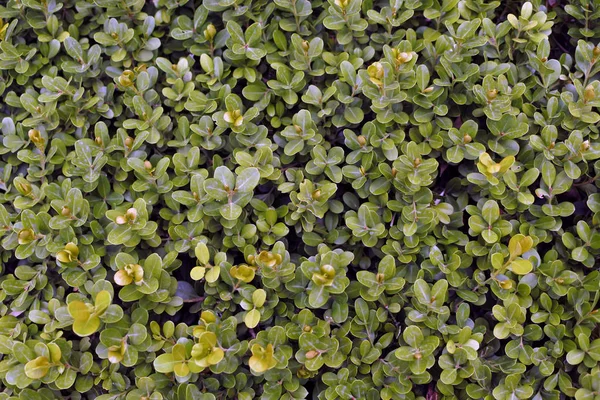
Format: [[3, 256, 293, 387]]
[[0, 0, 600, 399]]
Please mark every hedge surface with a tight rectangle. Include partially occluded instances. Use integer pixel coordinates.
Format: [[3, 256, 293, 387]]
[[0, 0, 599, 399]]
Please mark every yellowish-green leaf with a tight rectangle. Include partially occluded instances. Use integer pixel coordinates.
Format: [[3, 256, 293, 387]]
[[508, 258, 533, 275], [73, 315, 101, 337], [252, 289, 267, 308], [24, 356, 50, 379], [68, 301, 92, 322], [94, 290, 111, 315], [205, 266, 220, 283], [244, 308, 261, 328], [190, 266, 206, 281], [195, 242, 210, 265]]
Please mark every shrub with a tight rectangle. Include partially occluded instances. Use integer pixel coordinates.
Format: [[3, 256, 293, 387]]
[[0, 0, 599, 399]]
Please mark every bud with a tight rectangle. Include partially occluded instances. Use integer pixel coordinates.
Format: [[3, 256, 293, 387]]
[[320, 264, 335, 277], [414, 352, 422, 360], [131, 263, 144, 284], [423, 86, 434, 93], [118, 70, 135, 87], [56, 250, 74, 263], [594, 47, 600, 57], [107, 342, 127, 364], [204, 24, 216, 41], [247, 254, 256, 265], [28, 129, 42, 143], [57, 243, 79, 263], [391, 167, 398, 177], [395, 51, 413, 65], [144, 160, 152, 170], [294, 124, 302, 133], [274, 253, 283, 265], [126, 208, 138, 221], [581, 140, 590, 151], [499, 280, 513, 290], [0, 18, 8, 42], [15, 180, 32, 196], [303, 325, 312, 333], [258, 251, 280, 268], [61, 206, 71, 216], [463, 134, 472, 144], [124, 137, 134, 148], [584, 85, 595, 102], [116, 216, 127, 225], [548, 141, 555, 150], [95, 136, 103, 146], [312, 189, 321, 200], [158, 9, 171, 24], [367, 62, 384, 85], [414, 157, 422, 167], [224, 109, 244, 127], [376, 273, 385, 283], [297, 366, 311, 379], [18, 228, 35, 245], [486, 89, 498, 100], [111, 32, 118, 39], [305, 350, 319, 359], [301, 40, 310, 52], [357, 135, 367, 146], [359, 166, 366, 175]]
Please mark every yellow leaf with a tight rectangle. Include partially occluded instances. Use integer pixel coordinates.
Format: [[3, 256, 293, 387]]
[[508, 234, 534, 258], [509, 258, 533, 275], [205, 266, 221, 283], [479, 152, 494, 167], [499, 156, 515, 172], [200, 310, 216, 324], [249, 343, 277, 373], [114, 269, 133, 286], [24, 356, 50, 379], [94, 290, 111, 315], [68, 301, 92, 322], [190, 266, 206, 281], [230, 264, 255, 283], [173, 362, 190, 377], [73, 315, 101, 337], [206, 347, 224, 365], [47, 343, 62, 364]]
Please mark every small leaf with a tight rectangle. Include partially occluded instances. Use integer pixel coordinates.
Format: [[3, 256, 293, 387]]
[[245, 308, 261, 328], [508, 258, 533, 275]]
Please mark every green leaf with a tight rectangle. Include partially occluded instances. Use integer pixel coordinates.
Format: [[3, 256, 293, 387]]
[[220, 202, 243, 220], [235, 168, 260, 192], [482, 200, 500, 224], [413, 279, 431, 305]]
